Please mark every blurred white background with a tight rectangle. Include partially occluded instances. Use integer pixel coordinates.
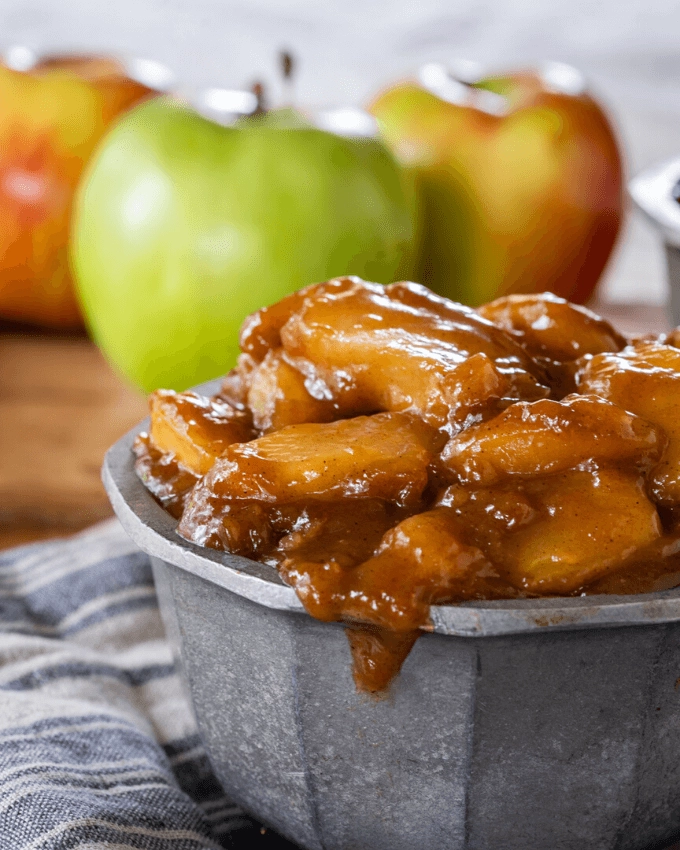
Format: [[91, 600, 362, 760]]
[[2, 0, 678, 305]]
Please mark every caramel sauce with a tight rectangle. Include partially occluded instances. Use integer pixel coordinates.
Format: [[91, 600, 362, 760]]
[[133, 432, 198, 519], [134, 280, 680, 693]]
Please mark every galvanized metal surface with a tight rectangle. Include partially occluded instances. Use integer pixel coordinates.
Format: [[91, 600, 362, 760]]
[[630, 158, 680, 325], [666, 243, 680, 332], [104, 417, 680, 850], [630, 158, 680, 250]]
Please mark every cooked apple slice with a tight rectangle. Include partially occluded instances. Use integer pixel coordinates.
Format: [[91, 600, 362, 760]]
[[629, 341, 680, 371], [184, 411, 442, 508], [279, 500, 454, 631], [442, 393, 664, 486], [238, 277, 357, 361], [279, 278, 548, 430], [583, 534, 680, 595], [385, 280, 551, 367], [478, 292, 625, 361], [579, 342, 680, 504], [246, 349, 336, 432], [339, 509, 493, 630], [499, 468, 661, 594], [176, 408, 440, 555], [149, 390, 253, 476]]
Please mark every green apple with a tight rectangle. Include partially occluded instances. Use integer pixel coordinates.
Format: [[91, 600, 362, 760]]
[[71, 96, 415, 392]]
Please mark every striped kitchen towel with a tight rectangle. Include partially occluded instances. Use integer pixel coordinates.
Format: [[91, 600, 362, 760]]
[[0, 520, 296, 850]]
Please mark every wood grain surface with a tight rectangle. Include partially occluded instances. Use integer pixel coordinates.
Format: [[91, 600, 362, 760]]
[[0, 330, 147, 549]]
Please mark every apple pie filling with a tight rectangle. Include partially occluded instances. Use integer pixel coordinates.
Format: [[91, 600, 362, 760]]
[[133, 278, 680, 692]]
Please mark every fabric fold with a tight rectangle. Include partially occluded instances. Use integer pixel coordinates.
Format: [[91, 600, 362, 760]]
[[0, 521, 292, 850]]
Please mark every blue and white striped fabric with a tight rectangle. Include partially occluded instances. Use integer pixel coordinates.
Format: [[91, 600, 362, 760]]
[[0, 520, 294, 850]]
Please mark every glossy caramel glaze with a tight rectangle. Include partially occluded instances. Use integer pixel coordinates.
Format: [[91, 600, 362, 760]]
[[441, 394, 665, 486], [133, 432, 198, 519], [244, 349, 336, 433], [578, 342, 680, 505], [278, 278, 549, 433], [478, 292, 626, 362], [134, 280, 680, 693], [479, 293, 626, 399], [149, 390, 254, 476]]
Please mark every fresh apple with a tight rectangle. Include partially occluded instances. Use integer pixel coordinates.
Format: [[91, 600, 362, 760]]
[[0, 52, 158, 328], [71, 96, 415, 392], [369, 62, 623, 306]]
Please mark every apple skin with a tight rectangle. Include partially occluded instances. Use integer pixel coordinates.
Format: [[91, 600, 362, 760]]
[[0, 55, 153, 328], [71, 96, 416, 392], [369, 70, 623, 306]]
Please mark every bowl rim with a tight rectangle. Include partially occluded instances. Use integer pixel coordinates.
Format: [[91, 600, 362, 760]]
[[629, 155, 680, 247], [103, 380, 680, 639]]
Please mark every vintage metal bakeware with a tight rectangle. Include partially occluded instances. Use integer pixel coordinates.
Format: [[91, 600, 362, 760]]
[[630, 156, 680, 325], [104, 381, 680, 850]]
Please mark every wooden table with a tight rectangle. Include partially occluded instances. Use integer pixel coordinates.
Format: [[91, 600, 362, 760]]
[[0, 301, 672, 552], [0, 327, 147, 549]]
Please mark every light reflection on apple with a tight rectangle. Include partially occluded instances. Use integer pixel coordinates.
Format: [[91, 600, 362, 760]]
[[540, 61, 587, 97], [313, 107, 378, 138], [418, 62, 507, 116], [120, 172, 172, 236], [192, 87, 259, 126]]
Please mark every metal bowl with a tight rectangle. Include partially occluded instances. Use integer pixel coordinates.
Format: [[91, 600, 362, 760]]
[[104, 384, 680, 850], [630, 157, 680, 325]]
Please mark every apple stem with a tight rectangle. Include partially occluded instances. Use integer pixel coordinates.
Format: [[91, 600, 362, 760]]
[[252, 81, 266, 114], [280, 49, 295, 107]]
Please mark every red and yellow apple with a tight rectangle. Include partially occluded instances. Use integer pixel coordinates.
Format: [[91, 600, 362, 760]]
[[0, 53, 156, 328], [369, 63, 623, 305]]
